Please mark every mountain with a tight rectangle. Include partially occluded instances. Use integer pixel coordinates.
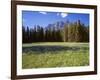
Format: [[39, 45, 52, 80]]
[[46, 21, 65, 30]]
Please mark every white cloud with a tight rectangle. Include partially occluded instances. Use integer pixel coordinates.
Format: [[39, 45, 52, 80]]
[[39, 12, 47, 14], [61, 13, 68, 18]]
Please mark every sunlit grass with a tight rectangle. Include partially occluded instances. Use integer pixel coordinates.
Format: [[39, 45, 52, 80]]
[[22, 42, 89, 69]]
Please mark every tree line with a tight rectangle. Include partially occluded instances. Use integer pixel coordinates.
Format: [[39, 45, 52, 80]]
[[22, 20, 89, 43]]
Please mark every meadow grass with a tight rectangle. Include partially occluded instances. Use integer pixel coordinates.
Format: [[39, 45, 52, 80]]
[[22, 42, 89, 69]]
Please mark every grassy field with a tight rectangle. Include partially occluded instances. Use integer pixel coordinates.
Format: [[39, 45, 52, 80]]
[[22, 42, 89, 69]]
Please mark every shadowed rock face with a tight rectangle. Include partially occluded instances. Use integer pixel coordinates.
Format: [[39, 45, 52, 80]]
[[22, 45, 89, 54]]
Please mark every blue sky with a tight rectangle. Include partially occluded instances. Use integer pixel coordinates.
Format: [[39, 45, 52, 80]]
[[22, 11, 89, 28]]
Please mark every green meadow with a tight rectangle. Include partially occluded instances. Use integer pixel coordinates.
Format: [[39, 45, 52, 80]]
[[22, 42, 89, 69]]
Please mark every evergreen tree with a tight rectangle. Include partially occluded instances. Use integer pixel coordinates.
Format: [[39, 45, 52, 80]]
[[22, 20, 89, 43]]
